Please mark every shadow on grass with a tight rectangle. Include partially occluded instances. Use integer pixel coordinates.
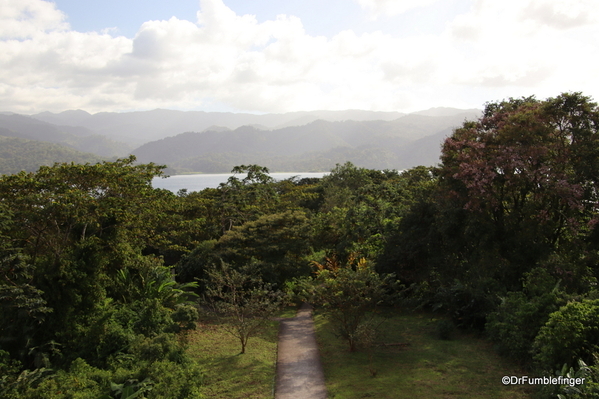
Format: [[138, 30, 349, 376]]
[[314, 308, 534, 399], [200, 353, 275, 398], [185, 309, 294, 399]]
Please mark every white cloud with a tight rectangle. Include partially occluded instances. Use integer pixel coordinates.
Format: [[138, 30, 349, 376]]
[[444, 0, 599, 94], [521, 0, 598, 30], [355, 0, 440, 18], [0, 0, 598, 114], [0, 0, 69, 39]]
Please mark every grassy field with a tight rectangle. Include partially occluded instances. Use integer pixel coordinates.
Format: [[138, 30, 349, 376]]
[[185, 307, 296, 399], [314, 309, 534, 399]]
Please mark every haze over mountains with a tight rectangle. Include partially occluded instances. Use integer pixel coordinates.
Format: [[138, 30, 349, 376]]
[[0, 108, 481, 175]]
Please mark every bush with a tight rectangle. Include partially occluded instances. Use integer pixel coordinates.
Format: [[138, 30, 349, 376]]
[[11, 354, 204, 399], [131, 333, 186, 363], [486, 268, 564, 364], [533, 299, 599, 372], [170, 304, 199, 332], [417, 279, 498, 331]]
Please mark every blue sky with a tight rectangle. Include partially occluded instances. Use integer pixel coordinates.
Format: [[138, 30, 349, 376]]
[[1, 0, 598, 114], [53, 0, 471, 39]]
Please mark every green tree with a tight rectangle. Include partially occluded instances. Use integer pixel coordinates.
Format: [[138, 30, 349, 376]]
[[216, 210, 313, 285], [436, 92, 599, 289], [204, 262, 282, 354], [308, 256, 397, 352], [0, 156, 201, 368], [217, 165, 278, 233]]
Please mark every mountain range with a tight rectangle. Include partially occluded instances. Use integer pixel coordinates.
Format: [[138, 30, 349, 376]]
[[0, 107, 481, 175]]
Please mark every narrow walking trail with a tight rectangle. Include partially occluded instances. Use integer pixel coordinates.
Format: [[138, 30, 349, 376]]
[[275, 303, 327, 399]]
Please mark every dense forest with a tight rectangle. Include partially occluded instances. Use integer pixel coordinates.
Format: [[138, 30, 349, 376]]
[[2, 93, 599, 398], [0, 136, 103, 174]]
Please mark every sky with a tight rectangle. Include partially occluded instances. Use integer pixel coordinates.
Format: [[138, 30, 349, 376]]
[[1, 0, 598, 114]]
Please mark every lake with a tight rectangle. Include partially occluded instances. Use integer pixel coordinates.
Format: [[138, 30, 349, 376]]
[[152, 172, 329, 193]]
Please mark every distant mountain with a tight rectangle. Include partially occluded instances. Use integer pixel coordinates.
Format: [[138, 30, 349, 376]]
[[30, 109, 408, 146], [0, 136, 103, 175], [1, 107, 481, 174], [132, 110, 481, 173], [0, 114, 131, 157], [412, 107, 481, 117], [33, 109, 92, 126]]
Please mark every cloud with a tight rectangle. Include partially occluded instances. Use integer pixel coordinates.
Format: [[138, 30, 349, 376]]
[[0, 0, 598, 114], [355, 0, 440, 18], [521, 0, 598, 29], [0, 0, 69, 39]]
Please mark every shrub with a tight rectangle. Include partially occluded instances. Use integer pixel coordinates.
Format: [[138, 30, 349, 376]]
[[131, 333, 186, 363], [420, 279, 498, 331], [533, 299, 599, 372], [486, 268, 564, 364]]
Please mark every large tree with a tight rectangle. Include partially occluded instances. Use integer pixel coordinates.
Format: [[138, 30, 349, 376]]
[[0, 156, 200, 368], [437, 92, 599, 288]]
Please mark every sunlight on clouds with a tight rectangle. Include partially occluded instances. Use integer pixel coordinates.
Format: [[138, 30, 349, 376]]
[[0, 0, 598, 113]]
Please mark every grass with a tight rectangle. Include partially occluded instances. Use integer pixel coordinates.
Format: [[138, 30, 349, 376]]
[[314, 309, 534, 399], [185, 307, 297, 399]]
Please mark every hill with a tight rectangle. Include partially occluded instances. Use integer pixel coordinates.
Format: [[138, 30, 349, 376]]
[[0, 136, 103, 175], [131, 111, 480, 173], [0, 114, 131, 157], [30, 109, 408, 147], [0, 107, 481, 174]]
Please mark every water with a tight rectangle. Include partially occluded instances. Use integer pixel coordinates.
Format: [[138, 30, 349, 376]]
[[152, 172, 328, 193]]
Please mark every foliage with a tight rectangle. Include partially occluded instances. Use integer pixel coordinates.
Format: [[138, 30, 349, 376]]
[[217, 164, 277, 233], [0, 136, 103, 175], [409, 276, 499, 331], [7, 355, 204, 399], [216, 210, 313, 285], [178, 210, 313, 287], [533, 299, 599, 373], [3, 92, 599, 396], [203, 261, 282, 354], [0, 157, 203, 397], [554, 359, 599, 399], [313, 162, 417, 264], [308, 255, 397, 351], [437, 92, 599, 290], [486, 267, 566, 364]]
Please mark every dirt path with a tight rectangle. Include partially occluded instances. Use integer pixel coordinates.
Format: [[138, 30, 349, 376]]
[[275, 303, 327, 399]]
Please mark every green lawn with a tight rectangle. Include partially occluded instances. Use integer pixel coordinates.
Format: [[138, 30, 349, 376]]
[[185, 307, 296, 399], [314, 309, 534, 399]]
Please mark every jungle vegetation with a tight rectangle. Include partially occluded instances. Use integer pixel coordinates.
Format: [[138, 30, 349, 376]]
[[2, 93, 599, 398]]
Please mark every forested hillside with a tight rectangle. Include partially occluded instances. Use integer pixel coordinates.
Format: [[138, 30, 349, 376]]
[[0, 108, 478, 175], [0, 114, 130, 157], [132, 112, 477, 173], [0, 136, 103, 174], [31, 109, 408, 146], [2, 93, 599, 398]]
